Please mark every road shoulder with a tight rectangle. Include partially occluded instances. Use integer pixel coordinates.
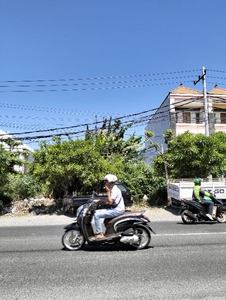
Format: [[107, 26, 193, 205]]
[[0, 207, 182, 226]]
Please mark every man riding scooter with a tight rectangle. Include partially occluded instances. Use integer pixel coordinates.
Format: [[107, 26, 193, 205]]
[[91, 174, 125, 240], [192, 178, 214, 220], [61, 174, 154, 250]]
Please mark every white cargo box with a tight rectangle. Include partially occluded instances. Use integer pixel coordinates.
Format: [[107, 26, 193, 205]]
[[167, 181, 226, 201]]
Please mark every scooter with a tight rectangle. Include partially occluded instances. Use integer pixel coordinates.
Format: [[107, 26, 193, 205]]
[[62, 196, 155, 251], [180, 197, 226, 224]]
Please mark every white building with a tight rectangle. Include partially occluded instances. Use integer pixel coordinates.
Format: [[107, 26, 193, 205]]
[[145, 85, 226, 164], [0, 129, 34, 174]]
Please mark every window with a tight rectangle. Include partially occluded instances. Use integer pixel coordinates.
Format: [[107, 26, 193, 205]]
[[116, 184, 127, 192], [195, 112, 200, 124], [183, 112, 191, 123], [220, 113, 226, 124]]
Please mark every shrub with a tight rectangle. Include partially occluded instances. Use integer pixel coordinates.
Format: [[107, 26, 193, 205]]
[[3, 174, 42, 201], [0, 200, 3, 212]]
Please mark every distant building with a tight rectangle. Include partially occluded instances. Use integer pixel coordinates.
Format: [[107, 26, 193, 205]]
[[144, 85, 226, 164], [0, 129, 34, 174]]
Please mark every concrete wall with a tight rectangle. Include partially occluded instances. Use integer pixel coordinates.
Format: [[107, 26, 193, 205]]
[[144, 96, 170, 163]]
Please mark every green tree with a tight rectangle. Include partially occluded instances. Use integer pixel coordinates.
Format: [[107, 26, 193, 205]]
[[119, 159, 166, 206], [145, 130, 169, 183], [0, 144, 11, 188], [29, 120, 168, 206], [86, 118, 144, 160], [0, 139, 30, 201], [29, 136, 108, 197], [3, 174, 42, 200], [0, 140, 24, 184], [153, 131, 226, 179]]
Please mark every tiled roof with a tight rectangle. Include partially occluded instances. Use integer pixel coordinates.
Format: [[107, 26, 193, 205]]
[[208, 86, 226, 95], [170, 84, 201, 94]]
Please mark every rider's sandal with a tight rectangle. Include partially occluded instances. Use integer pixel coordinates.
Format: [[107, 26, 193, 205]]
[[90, 233, 105, 241]]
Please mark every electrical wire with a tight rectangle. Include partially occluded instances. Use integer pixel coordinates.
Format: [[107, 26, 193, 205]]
[[0, 69, 202, 93], [207, 81, 226, 86], [0, 97, 199, 137], [0, 76, 198, 89], [207, 69, 226, 74], [1, 93, 225, 141], [1, 69, 226, 145], [0, 102, 115, 116], [0, 80, 197, 93], [0, 69, 200, 83]]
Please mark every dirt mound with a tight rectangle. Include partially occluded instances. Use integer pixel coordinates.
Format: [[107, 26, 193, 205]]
[[0, 198, 60, 216]]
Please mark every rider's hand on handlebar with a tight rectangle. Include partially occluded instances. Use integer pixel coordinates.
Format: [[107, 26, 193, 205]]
[[94, 199, 100, 203]]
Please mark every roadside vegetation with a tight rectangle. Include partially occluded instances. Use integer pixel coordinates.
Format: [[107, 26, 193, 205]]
[[1, 120, 226, 214]]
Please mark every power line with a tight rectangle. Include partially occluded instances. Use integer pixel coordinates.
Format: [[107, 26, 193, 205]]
[[207, 81, 226, 86], [0, 97, 201, 136], [0, 69, 202, 93], [0, 80, 197, 93], [0, 96, 197, 137], [207, 69, 226, 74], [0, 102, 115, 116], [0, 99, 201, 144], [0, 108, 157, 137], [208, 76, 226, 81], [0, 69, 200, 83], [0, 76, 197, 89], [1, 69, 225, 144], [2, 93, 226, 141]]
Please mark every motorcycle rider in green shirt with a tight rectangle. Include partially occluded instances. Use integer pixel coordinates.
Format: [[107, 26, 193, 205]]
[[192, 178, 214, 220]]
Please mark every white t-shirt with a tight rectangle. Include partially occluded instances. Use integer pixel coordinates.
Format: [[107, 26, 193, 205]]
[[110, 185, 125, 213]]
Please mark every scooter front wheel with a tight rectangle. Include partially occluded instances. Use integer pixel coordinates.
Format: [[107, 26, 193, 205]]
[[62, 229, 85, 251], [132, 225, 151, 250]]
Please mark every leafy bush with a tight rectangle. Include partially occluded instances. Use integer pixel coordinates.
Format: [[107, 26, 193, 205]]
[[3, 174, 42, 201], [0, 193, 12, 205], [0, 200, 3, 212], [147, 187, 167, 207]]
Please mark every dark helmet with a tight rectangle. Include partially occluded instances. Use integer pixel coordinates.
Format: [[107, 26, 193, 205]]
[[194, 178, 201, 185]]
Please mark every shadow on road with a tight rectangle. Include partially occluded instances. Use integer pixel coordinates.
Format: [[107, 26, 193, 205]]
[[177, 221, 219, 226], [164, 206, 182, 216], [61, 244, 154, 252]]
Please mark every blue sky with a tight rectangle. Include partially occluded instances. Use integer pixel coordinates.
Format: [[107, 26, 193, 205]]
[[1, 0, 226, 149]]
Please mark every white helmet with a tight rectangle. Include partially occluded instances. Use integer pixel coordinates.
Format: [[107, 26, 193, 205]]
[[103, 174, 118, 183]]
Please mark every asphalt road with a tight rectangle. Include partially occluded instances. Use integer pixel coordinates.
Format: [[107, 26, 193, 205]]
[[0, 221, 226, 300]]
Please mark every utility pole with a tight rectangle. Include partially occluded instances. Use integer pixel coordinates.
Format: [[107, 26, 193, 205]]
[[194, 67, 209, 136]]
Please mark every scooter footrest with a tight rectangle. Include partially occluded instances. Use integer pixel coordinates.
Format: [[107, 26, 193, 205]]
[[104, 233, 121, 239]]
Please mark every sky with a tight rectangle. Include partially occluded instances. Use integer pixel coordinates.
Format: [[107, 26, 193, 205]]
[[1, 0, 226, 149]]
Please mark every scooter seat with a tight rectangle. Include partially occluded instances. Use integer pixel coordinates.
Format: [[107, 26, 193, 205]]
[[104, 210, 145, 226]]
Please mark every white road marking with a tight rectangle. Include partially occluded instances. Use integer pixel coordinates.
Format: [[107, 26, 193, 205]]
[[155, 232, 226, 236]]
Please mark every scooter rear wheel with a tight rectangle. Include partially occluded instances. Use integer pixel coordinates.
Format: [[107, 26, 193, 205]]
[[216, 212, 226, 223], [181, 210, 195, 224], [62, 229, 85, 251], [132, 225, 151, 250]]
